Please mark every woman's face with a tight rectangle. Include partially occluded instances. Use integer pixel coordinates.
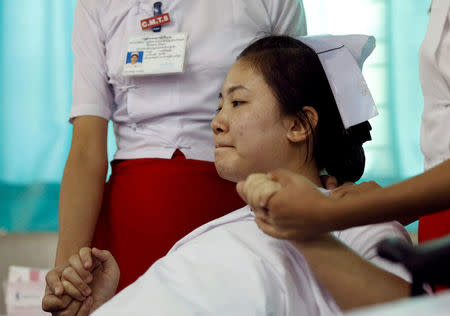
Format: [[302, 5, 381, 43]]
[[131, 54, 138, 64], [211, 59, 296, 183]]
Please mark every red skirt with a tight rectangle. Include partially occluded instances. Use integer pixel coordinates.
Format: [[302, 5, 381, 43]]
[[418, 208, 450, 292], [92, 150, 245, 292], [418, 208, 450, 243]]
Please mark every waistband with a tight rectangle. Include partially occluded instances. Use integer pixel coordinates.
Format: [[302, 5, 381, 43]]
[[110, 149, 216, 176]]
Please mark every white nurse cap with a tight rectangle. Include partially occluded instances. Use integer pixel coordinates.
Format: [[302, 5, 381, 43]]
[[298, 35, 378, 129]]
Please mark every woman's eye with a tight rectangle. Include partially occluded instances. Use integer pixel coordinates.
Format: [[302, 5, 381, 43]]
[[232, 100, 244, 107], [215, 106, 222, 113]]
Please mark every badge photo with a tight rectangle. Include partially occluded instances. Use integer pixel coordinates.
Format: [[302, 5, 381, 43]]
[[126, 51, 144, 65]]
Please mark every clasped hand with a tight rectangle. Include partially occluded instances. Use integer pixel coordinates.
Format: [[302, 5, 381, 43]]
[[236, 169, 380, 241], [42, 247, 120, 316]]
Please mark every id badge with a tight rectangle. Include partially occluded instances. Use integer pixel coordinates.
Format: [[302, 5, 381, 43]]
[[123, 33, 187, 76]]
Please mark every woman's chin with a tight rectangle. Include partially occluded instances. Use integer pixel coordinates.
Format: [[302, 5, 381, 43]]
[[215, 163, 244, 183], [217, 169, 239, 183]]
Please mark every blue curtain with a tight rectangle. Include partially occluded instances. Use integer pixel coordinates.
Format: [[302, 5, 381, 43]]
[[0, 0, 76, 231], [385, 1, 431, 180], [0, 0, 431, 232]]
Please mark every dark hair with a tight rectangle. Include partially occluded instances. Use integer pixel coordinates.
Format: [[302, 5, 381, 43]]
[[237, 35, 372, 183]]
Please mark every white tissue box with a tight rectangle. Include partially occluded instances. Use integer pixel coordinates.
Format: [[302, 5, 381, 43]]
[[5, 266, 48, 316]]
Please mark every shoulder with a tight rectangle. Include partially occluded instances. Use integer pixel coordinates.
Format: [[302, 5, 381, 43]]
[[76, 0, 120, 11], [169, 206, 292, 268], [171, 216, 281, 267], [261, 0, 305, 17], [76, 0, 104, 15], [117, 210, 336, 315], [75, 0, 135, 25], [165, 206, 284, 285], [262, 0, 304, 10], [170, 220, 341, 315], [335, 221, 411, 256], [145, 220, 287, 314], [335, 222, 412, 281]]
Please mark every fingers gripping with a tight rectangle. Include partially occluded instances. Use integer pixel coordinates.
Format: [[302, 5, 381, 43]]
[[69, 252, 93, 283], [61, 251, 93, 301], [61, 267, 90, 301], [79, 247, 94, 270], [42, 293, 72, 312], [76, 296, 93, 316], [53, 299, 82, 316], [320, 175, 339, 190], [255, 217, 291, 240], [92, 248, 120, 279], [244, 173, 282, 208], [46, 265, 67, 296]]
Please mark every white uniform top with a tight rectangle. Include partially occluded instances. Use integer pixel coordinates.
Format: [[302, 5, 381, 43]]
[[346, 291, 450, 316], [70, 0, 307, 161], [91, 205, 411, 316], [419, 0, 450, 170]]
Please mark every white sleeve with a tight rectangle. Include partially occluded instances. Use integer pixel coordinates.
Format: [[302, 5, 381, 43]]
[[70, 0, 113, 122], [91, 228, 286, 316], [335, 222, 413, 282], [264, 0, 307, 36]]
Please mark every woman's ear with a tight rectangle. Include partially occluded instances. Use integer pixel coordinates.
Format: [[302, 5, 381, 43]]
[[286, 106, 319, 143]]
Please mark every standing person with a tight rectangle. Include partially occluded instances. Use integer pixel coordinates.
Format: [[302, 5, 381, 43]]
[[56, 0, 307, 293], [236, 0, 450, 244], [417, 0, 450, 243]]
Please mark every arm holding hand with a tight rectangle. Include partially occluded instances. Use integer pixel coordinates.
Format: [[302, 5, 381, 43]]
[[44, 117, 109, 315], [56, 116, 109, 266], [237, 160, 450, 240]]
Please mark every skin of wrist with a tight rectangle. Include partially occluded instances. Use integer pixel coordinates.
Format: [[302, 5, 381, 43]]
[[289, 233, 336, 256], [339, 192, 383, 228], [316, 196, 346, 233]]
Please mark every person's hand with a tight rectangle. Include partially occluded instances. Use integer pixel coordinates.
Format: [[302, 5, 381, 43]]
[[320, 175, 339, 190], [330, 180, 381, 198], [42, 264, 92, 316], [237, 169, 335, 241], [237, 173, 282, 210], [43, 248, 120, 316], [62, 247, 120, 314]]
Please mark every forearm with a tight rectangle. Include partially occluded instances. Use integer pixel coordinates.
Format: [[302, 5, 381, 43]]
[[332, 159, 450, 229], [56, 150, 108, 266], [292, 235, 410, 311]]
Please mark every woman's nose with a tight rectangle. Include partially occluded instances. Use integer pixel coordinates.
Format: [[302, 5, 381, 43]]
[[211, 109, 228, 135]]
